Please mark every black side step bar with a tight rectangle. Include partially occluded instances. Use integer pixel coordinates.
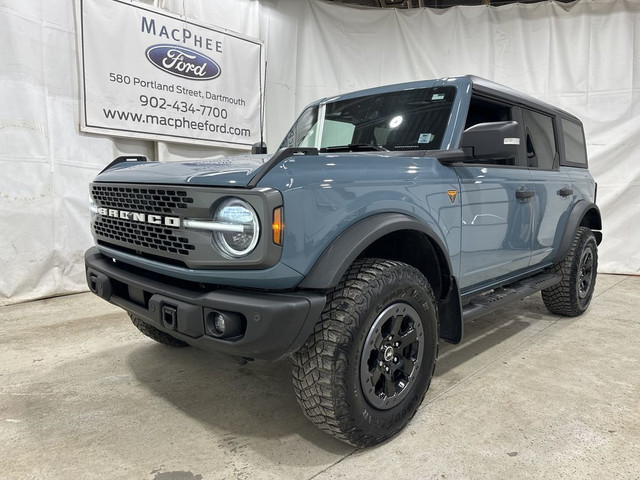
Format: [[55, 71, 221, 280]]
[[463, 272, 561, 322]]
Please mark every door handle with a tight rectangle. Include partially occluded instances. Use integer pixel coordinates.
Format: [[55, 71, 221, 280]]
[[515, 189, 535, 200], [557, 187, 573, 197]]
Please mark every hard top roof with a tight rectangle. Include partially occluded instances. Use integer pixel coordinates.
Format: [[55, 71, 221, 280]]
[[463, 75, 581, 123], [310, 75, 581, 124]]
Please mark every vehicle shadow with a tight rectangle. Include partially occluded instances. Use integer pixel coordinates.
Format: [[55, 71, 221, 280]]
[[436, 294, 554, 375], [126, 343, 352, 459], [437, 308, 545, 375], [125, 296, 553, 455]]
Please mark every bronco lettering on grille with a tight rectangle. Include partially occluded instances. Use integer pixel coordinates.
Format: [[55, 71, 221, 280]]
[[97, 207, 180, 228]]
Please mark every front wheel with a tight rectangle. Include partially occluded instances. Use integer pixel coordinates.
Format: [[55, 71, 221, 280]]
[[542, 226, 598, 316], [292, 259, 438, 447]]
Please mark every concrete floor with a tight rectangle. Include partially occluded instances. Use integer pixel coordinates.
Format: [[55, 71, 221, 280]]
[[1, 274, 639, 480]]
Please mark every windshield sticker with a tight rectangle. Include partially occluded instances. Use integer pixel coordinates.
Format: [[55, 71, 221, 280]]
[[418, 133, 435, 144], [431, 94, 445, 101]]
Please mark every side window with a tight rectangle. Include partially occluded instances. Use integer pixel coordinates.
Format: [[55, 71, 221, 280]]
[[561, 119, 588, 167], [464, 96, 518, 166], [465, 97, 512, 128], [522, 109, 556, 170]]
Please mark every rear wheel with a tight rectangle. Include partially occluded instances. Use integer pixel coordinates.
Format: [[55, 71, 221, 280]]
[[542, 226, 598, 316], [292, 259, 438, 447], [129, 313, 189, 347]]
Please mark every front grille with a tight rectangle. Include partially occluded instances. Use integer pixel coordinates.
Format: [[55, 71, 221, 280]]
[[90, 182, 207, 264], [94, 217, 195, 256], [91, 184, 194, 214], [90, 181, 278, 270]]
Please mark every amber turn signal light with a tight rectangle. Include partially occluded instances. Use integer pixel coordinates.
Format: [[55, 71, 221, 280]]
[[272, 207, 284, 245]]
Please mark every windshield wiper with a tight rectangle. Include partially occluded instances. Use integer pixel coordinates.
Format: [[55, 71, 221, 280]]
[[320, 144, 388, 153]]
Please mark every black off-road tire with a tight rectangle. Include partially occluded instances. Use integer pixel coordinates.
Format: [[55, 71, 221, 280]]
[[129, 313, 189, 347], [542, 226, 598, 316], [292, 258, 439, 447]]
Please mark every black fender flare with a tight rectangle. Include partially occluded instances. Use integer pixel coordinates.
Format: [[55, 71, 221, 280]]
[[552, 200, 602, 264], [298, 212, 453, 290]]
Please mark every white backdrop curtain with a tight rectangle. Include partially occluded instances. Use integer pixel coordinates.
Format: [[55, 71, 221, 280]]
[[0, 0, 638, 305]]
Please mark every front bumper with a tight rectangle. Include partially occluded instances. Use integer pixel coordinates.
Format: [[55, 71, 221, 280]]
[[85, 247, 325, 361]]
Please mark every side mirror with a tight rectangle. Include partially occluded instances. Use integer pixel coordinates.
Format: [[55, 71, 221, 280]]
[[251, 142, 268, 155], [460, 121, 520, 161]]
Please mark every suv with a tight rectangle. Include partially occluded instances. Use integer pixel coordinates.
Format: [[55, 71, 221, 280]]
[[85, 75, 602, 447]]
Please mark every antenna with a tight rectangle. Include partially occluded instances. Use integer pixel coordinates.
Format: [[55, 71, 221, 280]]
[[252, 60, 268, 154]]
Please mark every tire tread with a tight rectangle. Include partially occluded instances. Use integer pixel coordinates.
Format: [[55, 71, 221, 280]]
[[542, 226, 598, 316], [292, 258, 437, 447]]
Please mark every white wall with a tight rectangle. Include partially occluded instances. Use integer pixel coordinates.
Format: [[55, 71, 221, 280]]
[[0, 0, 264, 305], [1, 0, 638, 305], [263, 0, 640, 278]]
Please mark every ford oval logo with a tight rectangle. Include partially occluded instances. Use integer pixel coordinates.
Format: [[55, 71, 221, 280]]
[[145, 44, 221, 81]]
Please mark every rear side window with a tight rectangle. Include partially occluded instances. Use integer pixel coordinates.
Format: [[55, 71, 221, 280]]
[[561, 119, 588, 167], [522, 109, 556, 170]]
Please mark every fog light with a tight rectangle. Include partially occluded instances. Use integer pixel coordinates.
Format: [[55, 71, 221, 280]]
[[205, 310, 245, 339], [213, 313, 226, 336]]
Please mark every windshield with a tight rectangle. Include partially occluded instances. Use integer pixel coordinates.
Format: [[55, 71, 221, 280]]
[[280, 86, 456, 152]]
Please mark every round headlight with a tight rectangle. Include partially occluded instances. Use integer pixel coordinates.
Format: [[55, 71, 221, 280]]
[[212, 198, 260, 258]]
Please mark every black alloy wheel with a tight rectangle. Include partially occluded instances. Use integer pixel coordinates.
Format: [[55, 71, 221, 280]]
[[577, 247, 595, 300], [292, 258, 438, 447], [360, 302, 424, 410]]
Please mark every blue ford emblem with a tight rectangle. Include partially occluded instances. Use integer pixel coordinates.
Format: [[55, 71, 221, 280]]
[[145, 44, 221, 81]]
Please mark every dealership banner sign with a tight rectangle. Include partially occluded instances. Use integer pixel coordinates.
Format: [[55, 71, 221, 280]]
[[77, 0, 263, 147]]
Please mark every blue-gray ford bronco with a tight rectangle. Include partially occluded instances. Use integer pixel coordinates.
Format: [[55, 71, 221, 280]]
[[85, 75, 602, 446]]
